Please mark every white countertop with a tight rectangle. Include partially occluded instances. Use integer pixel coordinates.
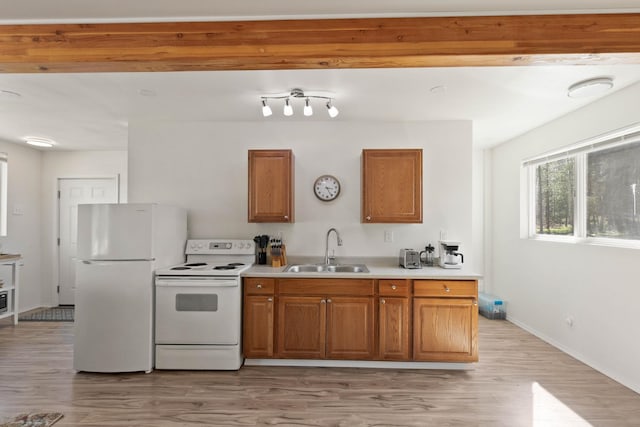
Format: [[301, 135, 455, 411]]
[[242, 257, 481, 280]]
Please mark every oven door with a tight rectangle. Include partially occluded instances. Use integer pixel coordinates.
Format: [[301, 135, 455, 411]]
[[155, 277, 240, 345]]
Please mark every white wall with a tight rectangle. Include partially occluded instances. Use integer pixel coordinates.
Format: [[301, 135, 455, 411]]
[[490, 82, 640, 393], [40, 150, 128, 306], [128, 121, 474, 263], [0, 140, 42, 312]]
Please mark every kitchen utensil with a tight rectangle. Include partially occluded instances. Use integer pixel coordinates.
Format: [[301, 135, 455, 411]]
[[420, 244, 435, 267], [399, 249, 421, 269], [438, 240, 464, 269]]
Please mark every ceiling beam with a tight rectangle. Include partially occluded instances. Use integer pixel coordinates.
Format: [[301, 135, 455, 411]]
[[1, 13, 640, 73]]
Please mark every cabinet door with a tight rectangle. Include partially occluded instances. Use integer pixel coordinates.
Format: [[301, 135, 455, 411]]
[[243, 295, 275, 358], [413, 298, 478, 362], [248, 149, 294, 223], [379, 297, 410, 360], [362, 149, 422, 223], [277, 296, 326, 359], [326, 297, 375, 360]]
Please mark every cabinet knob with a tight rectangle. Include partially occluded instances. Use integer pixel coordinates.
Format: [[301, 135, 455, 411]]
[[327, 299, 332, 303], [473, 299, 477, 306], [256, 284, 262, 289], [366, 216, 371, 221], [391, 285, 397, 290], [444, 286, 450, 293], [321, 299, 326, 304], [267, 297, 273, 302], [381, 299, 386, 305], [284, 215, 289, 220]]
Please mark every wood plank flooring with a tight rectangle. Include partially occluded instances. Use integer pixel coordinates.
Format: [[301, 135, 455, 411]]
[[1, 317, 638, 426]]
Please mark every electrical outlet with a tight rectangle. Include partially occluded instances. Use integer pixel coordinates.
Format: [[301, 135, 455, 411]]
[[384, 230, 394, 243], [12, 206, 24, 216], [440, 230, 447, 240]]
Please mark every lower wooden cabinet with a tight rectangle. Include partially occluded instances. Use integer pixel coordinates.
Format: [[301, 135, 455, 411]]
[[243, 295, 275, 358], [277, 296, 326, 359], [243, 277, 478, 363], [276, 295, 375, 359], [243, 278, 276, 358], [326, 297, 375, 359], [412, 279, 478, 362], [378, 297, 411, 360]]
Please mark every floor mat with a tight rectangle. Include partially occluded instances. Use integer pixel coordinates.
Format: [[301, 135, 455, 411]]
[[19, 307, 74, 322], [0, 412, 63, 427]]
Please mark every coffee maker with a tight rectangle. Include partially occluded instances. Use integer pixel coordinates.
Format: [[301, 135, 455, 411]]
[[438, 241, 464, 269]]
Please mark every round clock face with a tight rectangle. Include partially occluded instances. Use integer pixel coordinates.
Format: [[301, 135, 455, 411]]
[[314, 175, 341, 201]]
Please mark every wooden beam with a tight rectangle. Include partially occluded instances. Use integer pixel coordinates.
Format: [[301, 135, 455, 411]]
[[1, 14, 640, 73]]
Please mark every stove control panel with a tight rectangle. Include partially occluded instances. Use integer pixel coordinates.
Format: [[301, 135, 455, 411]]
[[186, 239, 255, 255]]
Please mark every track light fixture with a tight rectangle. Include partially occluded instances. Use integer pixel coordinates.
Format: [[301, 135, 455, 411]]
[[260, 88, 339, 118]]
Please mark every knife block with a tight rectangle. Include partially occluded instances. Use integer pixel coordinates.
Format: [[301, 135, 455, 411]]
[[271, 244, 287, 268]]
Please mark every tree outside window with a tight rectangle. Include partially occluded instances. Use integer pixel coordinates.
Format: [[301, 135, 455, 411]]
[[535, 158, 575, 236], [587, 142, 640, 240]]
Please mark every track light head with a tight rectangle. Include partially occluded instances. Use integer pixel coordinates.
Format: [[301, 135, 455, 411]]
[[326, 100, 339, 118], [304, 98, 313, 116], [283, 98, 293, 116], [261, 99, 272, 117]]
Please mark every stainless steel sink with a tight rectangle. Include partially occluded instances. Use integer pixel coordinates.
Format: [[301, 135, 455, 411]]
[[284, 264, 326, 273], [284, 264, 370, 273]]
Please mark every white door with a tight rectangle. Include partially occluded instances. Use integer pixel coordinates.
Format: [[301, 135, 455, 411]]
[[58, 178, 118, 305]]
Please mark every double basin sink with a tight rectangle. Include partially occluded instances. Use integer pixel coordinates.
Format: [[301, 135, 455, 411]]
[[284, 263, 370, 273]]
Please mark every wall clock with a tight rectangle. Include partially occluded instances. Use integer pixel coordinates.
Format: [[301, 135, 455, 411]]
[[313, 175, 341, 201]]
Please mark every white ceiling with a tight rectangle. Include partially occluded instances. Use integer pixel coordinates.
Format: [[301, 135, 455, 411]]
[[0, 1, 639, 151]]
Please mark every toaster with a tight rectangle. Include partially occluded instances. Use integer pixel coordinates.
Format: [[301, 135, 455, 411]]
[[399, 249, 421, 269]]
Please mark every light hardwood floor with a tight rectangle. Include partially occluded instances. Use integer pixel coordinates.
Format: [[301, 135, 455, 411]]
[[1, 317, 638, 426]]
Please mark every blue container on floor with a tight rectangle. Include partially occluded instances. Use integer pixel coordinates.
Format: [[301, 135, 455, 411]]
[[478, 292, 506, 320]]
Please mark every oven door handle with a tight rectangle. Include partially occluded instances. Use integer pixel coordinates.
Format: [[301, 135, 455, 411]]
[[155, 279, 238, 288]]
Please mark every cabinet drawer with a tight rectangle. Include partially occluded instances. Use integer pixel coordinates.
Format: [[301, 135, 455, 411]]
[[378, 279, 411, 297], [278, 279, 375, 296], [244, 278, 275, 295], [413, 280, 477, 298]]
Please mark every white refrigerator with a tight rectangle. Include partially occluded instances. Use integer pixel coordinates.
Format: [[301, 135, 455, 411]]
[[73, 203, 187, 373]]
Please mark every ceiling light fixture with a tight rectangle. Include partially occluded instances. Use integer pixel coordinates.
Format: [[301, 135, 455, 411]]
[[567, 77, 614, 98], [259, 88, 338, 118], [24, 136, 55, 148], [261, 99, 273, 117]]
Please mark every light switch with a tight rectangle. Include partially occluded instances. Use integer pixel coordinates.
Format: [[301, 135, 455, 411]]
[[384, 230, 394, 243]]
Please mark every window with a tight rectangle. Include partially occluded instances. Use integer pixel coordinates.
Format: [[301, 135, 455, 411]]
[[523, 125, 640, 246], [535, 158, 575, 236]]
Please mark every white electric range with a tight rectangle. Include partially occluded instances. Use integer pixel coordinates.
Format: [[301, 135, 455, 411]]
[[154, 239, 255, 370]]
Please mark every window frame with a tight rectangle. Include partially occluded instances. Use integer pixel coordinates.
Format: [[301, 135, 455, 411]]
[[522, 124, 640, 249]]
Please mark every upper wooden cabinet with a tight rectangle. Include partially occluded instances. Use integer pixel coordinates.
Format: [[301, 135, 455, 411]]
[[361, 149, 423, 223], [248, 150, 294, 223]]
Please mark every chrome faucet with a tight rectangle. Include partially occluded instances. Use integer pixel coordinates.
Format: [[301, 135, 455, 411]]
[[325, 228, 343, 265]]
